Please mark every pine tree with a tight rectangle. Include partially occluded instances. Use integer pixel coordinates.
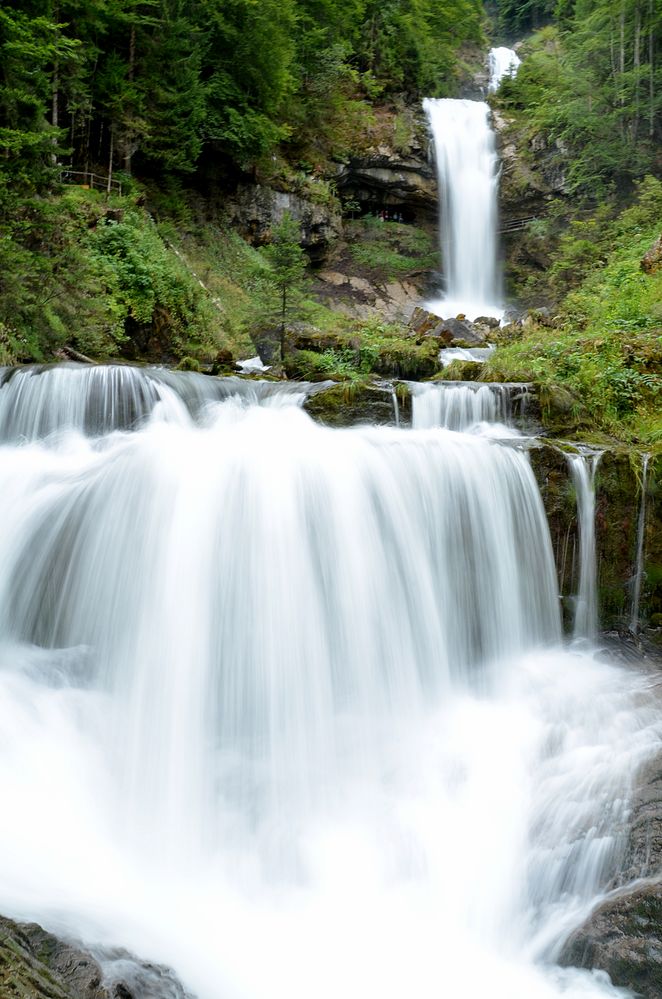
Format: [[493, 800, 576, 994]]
[[261, 213, 308, 363]]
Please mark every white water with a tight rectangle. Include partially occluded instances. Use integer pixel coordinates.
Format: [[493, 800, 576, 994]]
[[630, 453, 650, 634], [424, 98, 502, 321], [410, 381, 511, 431], [409, 380, 532, 433], [440, 345, 496, 367], [569, 453, 602, 641], [0, 364, 308, 442], [0, 367, 659, 999], [488, 46, 521, 93]]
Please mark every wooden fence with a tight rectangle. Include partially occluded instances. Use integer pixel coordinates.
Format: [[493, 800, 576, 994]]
[[59, 169, 123, 196], [498, 215, 540, 234]]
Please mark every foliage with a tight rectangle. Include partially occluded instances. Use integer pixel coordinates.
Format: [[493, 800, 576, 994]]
[[0, 188, 224, 363], [259, 213, 309, 360], [285, 316, 440, 381], [495, 4, 662, 198], [487, 178, 662, 442], [347, 217, 439, 279]]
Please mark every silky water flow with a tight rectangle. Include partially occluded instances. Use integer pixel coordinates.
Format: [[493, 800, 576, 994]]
[[0, 366, 658, 999]]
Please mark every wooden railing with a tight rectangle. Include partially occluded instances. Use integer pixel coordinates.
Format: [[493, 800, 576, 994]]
[[498, 215, 539, 234], [59, 169, 123, 196]]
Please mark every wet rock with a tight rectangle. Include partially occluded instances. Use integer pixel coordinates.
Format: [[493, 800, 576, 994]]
[[304, 381, 407, 427], [0, 917, 192, 999], [0, 916, 103, 997], [641, 235, 662, 274], [437, 317, 486, 347], [559, 748, 662, 998], [559, 882, 662, 998]]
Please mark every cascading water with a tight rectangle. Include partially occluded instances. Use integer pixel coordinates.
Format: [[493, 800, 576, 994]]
[[439, 344, 496, 367], [630, 453, 650, 634], [568, 452, 602, 641], [423, 45, 521, 321], [424, 98, 501, 321], [0, 364, 310, 442], [409, 380, 530, 432], [0, 365, 659, 999], [488, 46, 521, 93]]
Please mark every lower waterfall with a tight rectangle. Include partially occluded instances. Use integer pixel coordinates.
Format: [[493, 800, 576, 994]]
[[0, 368, 658, 999]]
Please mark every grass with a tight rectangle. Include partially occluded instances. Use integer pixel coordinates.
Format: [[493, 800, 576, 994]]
[[486, 177, 662, 445]]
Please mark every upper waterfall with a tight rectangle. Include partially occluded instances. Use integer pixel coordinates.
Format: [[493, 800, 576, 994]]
[[488, 47, 521, 93], [423, 98, 501, 321]]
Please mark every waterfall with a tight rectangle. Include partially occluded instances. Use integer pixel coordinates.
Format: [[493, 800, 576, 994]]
[[0, 367, 659, 999], [568, 452, 602, 640], [630, 453, 650, 634], [423, 98, 501, 321], [409, 381, 531, 432], [0, 364, 310, 442], [439, 345, 495, 367], [410, 382, 509, 430], [488, 47, 521, 93]]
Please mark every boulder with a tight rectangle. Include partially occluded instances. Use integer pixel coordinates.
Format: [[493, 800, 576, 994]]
[[559, 882, 662, 998], [409, 307, 443, 336], [304, 381, 407, 427], [408, 309, 486, 347], [437, 317, 486, 347], [0, 916, 190, 999], [641, 235, 662, 274]]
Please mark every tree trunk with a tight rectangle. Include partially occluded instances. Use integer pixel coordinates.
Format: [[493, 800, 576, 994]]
[[650, 0, 655, 137], [107, 126, 114, 197], [634, 2, 641, 138], [280, 288, 286, 363], [51, 60, 59, 165], [124, 25, 136, 174]]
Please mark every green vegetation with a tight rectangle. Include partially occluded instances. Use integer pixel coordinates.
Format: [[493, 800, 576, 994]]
[[495, 2, 662, 197], [260, 213, 309, 361], [285, 317, 440, 381], [486, 177, 662, 442], [0, 187, 225, 364], [348, 217, 439, 279]]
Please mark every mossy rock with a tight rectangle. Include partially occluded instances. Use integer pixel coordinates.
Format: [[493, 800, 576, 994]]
[[303, 381, 404, 427], [559, 883, 662, 999], [370, 337, 439, 379]]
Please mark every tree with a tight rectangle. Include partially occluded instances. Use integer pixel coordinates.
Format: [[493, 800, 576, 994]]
[[261, 213, 308, 363]]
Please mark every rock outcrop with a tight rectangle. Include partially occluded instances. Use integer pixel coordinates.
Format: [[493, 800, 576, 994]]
[[408, 308, 488, 347], [559, 749, 662, 998], [641, 234, 662, 274], [226, 182, 342, 262], [335, 151, 437, 219], [333, 104, 437, 224], [314, 269, 423, 323], [0, 917, 190, 999]]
